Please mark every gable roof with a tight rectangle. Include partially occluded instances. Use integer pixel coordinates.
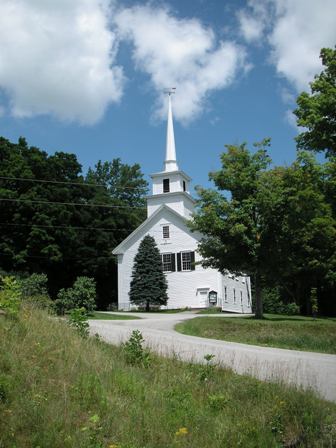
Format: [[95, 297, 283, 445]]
[[112, 204, 199, 255]]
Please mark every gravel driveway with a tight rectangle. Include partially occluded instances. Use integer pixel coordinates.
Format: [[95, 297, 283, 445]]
[[89, 311, 336, 402]]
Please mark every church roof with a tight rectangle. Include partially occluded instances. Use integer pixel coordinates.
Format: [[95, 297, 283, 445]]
[[112, 204, 199, 255]]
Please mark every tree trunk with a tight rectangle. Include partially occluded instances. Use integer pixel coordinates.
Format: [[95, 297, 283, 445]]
[[254, 274, 263, 319], [146, 300, 150, 312]]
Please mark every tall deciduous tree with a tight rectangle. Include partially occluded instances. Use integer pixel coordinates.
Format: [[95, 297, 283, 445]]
[[294, 47, 336, 157], [0, 136, 148, 308], [129, 235, 168, 311], [191, 141, 336, 317], [191, 140, 275, 319]]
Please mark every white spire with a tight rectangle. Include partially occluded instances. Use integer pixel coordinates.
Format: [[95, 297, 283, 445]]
[[164, 89, 178, 172]]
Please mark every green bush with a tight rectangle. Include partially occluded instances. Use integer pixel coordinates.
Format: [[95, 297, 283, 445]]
[[262, 288, 300, 315], [20, 273, 48, 297], [68, 308, 90, 338], [282, 302, 300, 316], [122, 330, 151, 367], [23, 294, 55, 312], [55, 277, 97, 315], [0, 276, 21, 317]]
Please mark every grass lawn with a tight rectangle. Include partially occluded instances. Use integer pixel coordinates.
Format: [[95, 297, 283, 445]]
[[197, 307, 222, 314], [175, 314, 336, 354], [1, 308, 336, 447], [88, 311, 141, 320]]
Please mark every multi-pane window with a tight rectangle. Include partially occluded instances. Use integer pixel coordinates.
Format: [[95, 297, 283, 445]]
[[163, 178, 170, 193], [162, 225, 169, 239], [181, 251, 192, 271], [233, 288, 236, 303], [162, 253, 173, 272], [240, 290, 243, 304], [224, 286, 228, 302]]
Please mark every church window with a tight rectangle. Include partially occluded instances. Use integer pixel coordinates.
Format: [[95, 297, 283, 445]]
[[233, 289, 236, 303], [183, 180, 186, 191], [224, 286, 228, 302], [162, 226, 170, 239], [240, 290, 243, 304], [163, 178, 170, 193], [162, 253, 175, 272], [177, 251, 195, 272]]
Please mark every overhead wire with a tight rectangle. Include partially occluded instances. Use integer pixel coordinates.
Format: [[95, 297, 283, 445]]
[[0, 175, 148, 191], [0, 197, 146, 209]]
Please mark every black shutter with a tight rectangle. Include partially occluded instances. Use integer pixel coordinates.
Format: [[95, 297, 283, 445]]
[[190, 251, 195, 270], [177, 252, 181, 271], [171, 253, 176, 272]]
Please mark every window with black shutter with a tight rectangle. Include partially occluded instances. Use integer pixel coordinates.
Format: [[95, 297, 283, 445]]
[[163, 178, 170, 193], [178, 251, 195, 271], [162, 253, 172, 272]]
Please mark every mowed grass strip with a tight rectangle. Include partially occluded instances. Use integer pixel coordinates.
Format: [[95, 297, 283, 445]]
[[88, 311, 141, 320], [1, 308, 336, 448], [175, 314, 336, 354]]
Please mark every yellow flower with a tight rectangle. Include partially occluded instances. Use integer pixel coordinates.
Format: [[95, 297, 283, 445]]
[[108, 444, 118, 448], [175, 427, 188, 436]]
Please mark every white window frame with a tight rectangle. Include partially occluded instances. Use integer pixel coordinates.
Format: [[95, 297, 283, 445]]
[[162, 253, 173, 272], [233, 288, 236, 303], [181, 251, 192, 271], [162, 225, 170, 239], [224, 286, 228, 302]]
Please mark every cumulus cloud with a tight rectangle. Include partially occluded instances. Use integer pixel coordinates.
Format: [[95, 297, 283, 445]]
[[0, 0, 124, 124], [238, 0, 336, 92], [115, 5, 247, 123]]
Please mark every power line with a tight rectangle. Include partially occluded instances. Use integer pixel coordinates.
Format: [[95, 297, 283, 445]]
[[0, 223, 131, 232], [0, 175, 148, 191], [0, 222, 184, 234], [0, 198, 146, 209], [0, 251, 114, 261]]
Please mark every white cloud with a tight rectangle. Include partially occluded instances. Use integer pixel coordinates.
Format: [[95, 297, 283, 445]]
[[0, 0, 124, 124], [238, 0, 336, 92], [115, 5, 247, 123], [269, 0, 336, 91], [237, 12, 264, 43]]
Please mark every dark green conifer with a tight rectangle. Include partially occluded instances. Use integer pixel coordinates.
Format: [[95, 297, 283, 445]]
[[129, 235, 168, 311]]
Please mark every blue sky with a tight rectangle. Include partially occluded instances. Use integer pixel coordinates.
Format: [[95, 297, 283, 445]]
[[0, 0, 335, 190]]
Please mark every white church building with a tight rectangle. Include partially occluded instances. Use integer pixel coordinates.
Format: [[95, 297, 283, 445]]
[[113, 93, 252, 313]]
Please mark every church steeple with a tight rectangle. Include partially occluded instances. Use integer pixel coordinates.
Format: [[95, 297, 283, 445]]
[[147, 88, 195, 218], [164, 89, 178, 172]]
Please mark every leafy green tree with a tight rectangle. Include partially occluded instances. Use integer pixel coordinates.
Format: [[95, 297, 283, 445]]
[[55, 277, 96, 315], [191, 142, 336, 317], [294, 47, 336, 157], [129, 235, 168, 311], [191, 140, 279, 318], [0, 136, 148, 308], [276, 152, 336, 314]]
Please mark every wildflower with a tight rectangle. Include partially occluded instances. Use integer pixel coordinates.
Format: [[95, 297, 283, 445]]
[[175, 427, 188, 436], [108, 444, 118, 448]]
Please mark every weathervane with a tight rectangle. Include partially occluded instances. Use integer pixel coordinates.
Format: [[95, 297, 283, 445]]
[[164, 87, 176, 96]]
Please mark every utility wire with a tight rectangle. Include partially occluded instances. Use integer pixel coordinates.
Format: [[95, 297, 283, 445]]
[[0, 251, 114, 261], [0, 222, 184, 234], [0, 175, 148, 191], [0, 198, 146, 209]]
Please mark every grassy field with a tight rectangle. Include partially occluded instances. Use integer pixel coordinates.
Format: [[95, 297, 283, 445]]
[[175, 314, 336, 354], [1, 308, 336, 447], [196, 307, 222, 314], [88, 312, 141, 320]]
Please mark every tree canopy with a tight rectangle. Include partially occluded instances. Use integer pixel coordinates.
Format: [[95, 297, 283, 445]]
[[0, 136, 148, 308], [191, 141, 336, 317], [129, 235, 168, 311], [294, 47, 336, 157]]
